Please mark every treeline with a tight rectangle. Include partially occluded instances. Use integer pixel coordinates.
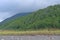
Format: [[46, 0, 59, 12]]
[[0, 5, 60, 30]]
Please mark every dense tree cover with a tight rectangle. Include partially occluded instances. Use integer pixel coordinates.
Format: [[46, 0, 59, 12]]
[[0, 5, 60, 30]]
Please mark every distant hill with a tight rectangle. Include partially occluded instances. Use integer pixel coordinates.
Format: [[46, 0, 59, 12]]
[[0, 5, 60, 30], [0, 13, 30, 25]]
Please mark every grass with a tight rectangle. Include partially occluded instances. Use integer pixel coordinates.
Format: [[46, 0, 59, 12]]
[[0, 29, 60, 35]]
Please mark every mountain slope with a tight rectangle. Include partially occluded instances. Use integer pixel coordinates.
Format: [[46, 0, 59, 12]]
[[0, 13, 30, 25], [0, 5, 60, 30]]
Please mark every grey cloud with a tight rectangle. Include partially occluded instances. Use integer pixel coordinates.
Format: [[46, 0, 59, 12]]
[[0, 0, 60, 22]]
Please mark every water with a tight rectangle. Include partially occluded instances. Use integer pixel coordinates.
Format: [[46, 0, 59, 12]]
[[0, 35, 60, 40]]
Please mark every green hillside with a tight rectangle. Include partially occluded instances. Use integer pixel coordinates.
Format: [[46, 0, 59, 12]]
[[0, 5, 60, 31]]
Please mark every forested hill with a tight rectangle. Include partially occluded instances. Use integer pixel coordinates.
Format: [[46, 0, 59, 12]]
[[0, 5, 60, 30]]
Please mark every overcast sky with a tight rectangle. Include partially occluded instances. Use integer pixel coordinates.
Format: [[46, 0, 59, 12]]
[[0, 0, 60, 22]]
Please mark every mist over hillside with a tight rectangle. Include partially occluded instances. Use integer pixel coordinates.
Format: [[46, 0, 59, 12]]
[[0, 5, 60, 30]]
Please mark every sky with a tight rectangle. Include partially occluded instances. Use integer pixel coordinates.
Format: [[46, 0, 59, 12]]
[[0, 0, 60, 22]]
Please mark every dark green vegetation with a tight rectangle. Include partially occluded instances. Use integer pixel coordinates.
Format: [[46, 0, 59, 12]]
[[0, 5, 60, 31]]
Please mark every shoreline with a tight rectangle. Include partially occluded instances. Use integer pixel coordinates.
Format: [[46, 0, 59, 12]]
[[0, 34, 60, 36]]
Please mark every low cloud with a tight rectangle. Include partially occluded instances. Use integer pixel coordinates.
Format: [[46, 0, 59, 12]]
[[0, 0, 60, 22]]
